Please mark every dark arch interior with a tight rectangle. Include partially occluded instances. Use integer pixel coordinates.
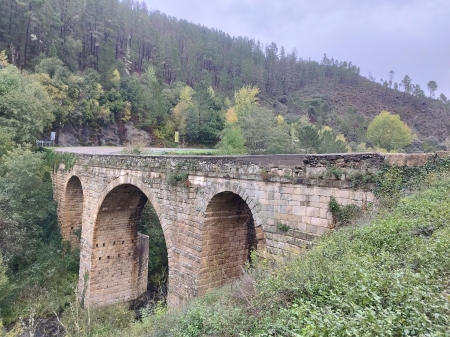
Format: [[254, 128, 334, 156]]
[[90, 184, 167, 306], [138, 202, 168, 300], [200, 191, 257, 293], [64, 176, 83, 244]]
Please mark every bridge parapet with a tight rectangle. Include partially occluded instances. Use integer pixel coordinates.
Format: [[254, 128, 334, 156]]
[[73, 152, 386, 187]]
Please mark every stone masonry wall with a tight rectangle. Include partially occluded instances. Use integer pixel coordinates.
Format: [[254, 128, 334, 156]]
[[53, 152, 449, 308], [198, 191, 257, 295], [89, 184, 148, 306]]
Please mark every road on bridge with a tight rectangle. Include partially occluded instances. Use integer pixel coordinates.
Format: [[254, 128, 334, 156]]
[[54, 146, 215, 155]]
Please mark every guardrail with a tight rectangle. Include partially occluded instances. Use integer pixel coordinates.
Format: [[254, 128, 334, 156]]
[[36, 140, 54, 147]]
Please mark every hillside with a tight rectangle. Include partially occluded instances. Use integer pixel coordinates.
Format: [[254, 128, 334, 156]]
[[290, 77, 450, 141], [0, 0, 449, 149]]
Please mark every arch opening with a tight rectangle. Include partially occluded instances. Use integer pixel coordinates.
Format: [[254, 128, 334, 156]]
[[63, 176, 83, 246], [200, 191, 261, 294], [137, 203, 168, 303], [89, 184, 167, 307]]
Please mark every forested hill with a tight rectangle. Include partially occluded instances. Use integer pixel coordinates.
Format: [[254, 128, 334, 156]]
[[1, 0, 449, 148]]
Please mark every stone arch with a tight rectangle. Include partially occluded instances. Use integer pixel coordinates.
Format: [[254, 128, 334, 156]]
[[198, 181, 263, 228], [61, 175, 84, 246], [91, 175, 172, 251], [95, 176, 168, 241], [83, 176, 170, 306], [198, 182, 266, 295]]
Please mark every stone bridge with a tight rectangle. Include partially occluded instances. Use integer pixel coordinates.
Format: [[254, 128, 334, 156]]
[[53, 152, 402, 308]]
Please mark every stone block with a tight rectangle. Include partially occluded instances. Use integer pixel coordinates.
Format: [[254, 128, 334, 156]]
[[311, 217, 330, 228], [305, 207, 320, 217], [384, 153, 406, 166]]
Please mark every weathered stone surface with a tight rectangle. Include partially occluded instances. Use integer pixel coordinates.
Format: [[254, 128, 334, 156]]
[[53, 152, 447, 308], [124, 122, 151, 145]]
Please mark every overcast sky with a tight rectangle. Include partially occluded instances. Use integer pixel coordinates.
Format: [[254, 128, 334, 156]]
[[145, 0, 449, 98]]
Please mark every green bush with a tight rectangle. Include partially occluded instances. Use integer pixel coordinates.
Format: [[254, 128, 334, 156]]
[[0, 243, 79, 325], [329, 197, 362, 226], [166, 172, 189, 186], [277, 223, 290, 232]]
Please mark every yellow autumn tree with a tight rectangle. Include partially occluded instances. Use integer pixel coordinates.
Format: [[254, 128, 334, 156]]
[[110, 69, 121, 87], [234, 85, 259, 117], [225, 107, 238, 124], [168, 85, 194, 137], [171, 101, 188, 135], [179, 85, 194, 106], [276, 115, 285, 125], [0, 50, 8, 66], [367, 111, 412, 152]]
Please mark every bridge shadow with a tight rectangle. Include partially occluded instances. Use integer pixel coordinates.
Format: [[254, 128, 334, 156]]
[[199, 191, 258, 294], [89, 184, 164, 306], [62, 176, 83, 245]]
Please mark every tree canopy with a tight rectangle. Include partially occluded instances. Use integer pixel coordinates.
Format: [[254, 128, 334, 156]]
[[367, 111, 413, 152], [0, 65, 54, 144]]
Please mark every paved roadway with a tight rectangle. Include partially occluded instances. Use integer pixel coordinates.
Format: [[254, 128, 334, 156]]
[[54, 146, 205, 155]]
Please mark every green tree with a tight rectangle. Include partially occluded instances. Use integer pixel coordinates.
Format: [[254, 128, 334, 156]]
[[0, 254, 7, 317], [0, 146, 55, 226], [337, 106, 367, 143], [139, 66, 171, 128], [0, 146, 58, 275], [138, 203, 167, 280], [216, 127, 247, 155], [388, 70, 395, 88], [185, 81, 224, 145], [427, 80, 438, 98], [0, 65, 54, 144], [0, 129, 14, 158], [35, 57, 76, 127], [412, 84, 425, 99], [401, 75, 412, 97], [297, 125, 320, 153], [367, 111, 413, 152], [318, 128, 348, 154], [0, 254, 6, 286], [239, 107, 293, 154]]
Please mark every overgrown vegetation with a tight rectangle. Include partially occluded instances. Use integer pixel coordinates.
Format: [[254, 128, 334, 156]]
[[138, 203, 168, 290], [0, 146, 80, 325], [374, 155, 450, 207], [60, 300, 135, 337], [166, 172, 190, 186], [277, 223, 290, 232], [320, 165, 344, 180], [108, 163, 450, 336], [329, 197, 362, 226]]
